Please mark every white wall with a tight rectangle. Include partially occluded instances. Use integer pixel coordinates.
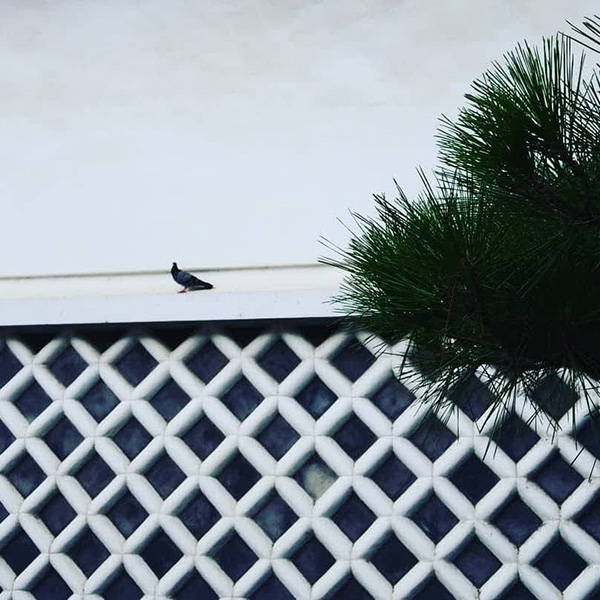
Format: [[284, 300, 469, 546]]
[[0, 0, 596, 277]]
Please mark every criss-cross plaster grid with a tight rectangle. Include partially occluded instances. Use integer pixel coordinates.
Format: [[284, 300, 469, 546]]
[[0, 325, 598, 600]]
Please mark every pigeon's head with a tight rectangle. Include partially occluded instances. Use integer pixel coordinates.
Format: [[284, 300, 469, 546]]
[[172, 262, 178, 270]]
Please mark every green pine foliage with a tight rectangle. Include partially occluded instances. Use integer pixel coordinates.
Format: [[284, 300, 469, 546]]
[[322, 32, 600, 429]]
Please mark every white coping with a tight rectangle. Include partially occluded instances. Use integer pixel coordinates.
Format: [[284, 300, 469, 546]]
[[0, 264, 343, 326]]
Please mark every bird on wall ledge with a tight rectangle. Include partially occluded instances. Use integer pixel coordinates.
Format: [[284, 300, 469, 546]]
[[171, 262, 214, 293]]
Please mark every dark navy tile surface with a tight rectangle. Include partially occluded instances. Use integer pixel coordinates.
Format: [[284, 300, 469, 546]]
[[257, 338, 300, 382], [217, 452, 260, 500], [79, 380, 120, 421], [212, 533, 257, 581], [140, 529, 182, 577], [370, 453, 416, 499], [106, 489, 148, 537], [370, 534, 418, 583], [296, 376, 337, 418], [185, 340, 228, 382], [332, 492, 375, 541], [331, 341, 375, 381], [178, 491, 220, 539], [449, 453, 499, 504], [291, 535, 334, 584], [257, 414, 299, 459], [534, 536, 587, 591], [221, 377, 263, 421], [181, 416, 224, 459]]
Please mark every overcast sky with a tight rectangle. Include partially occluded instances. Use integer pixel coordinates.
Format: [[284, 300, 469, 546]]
[[0, 0, 596, 276]]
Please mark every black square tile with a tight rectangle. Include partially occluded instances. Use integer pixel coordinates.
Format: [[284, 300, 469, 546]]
[[331, 341, 375, 382], [67, 526, 109, 576], [449, 375, 492, 420], [185, 340, 228, 383], [217, 452, 261, 500], [257, 415, 299, 459], [0, 345, 22, 386], [329, 576, 373, 599], [181, 417, 224, 459], [449, 453, 499, 504], [224, 326, 262, 348], [0, 500, 7, 522], [112, 417, 152, 460], [531, 452, 583, 504], [103, 568, 142, 600], [410, 494, 458, 543], [574, 414, 600, 460], [529, 374, 579, 421], [495, 414, 539, 461], [496, 580, 538, 599], [1, 528, 39, 574], [412, 577, 455, 600], [221, 377, 263, 421], [576, 492, 600, 543], [296, 376, 337, 418], [140, 529, 183, 578], [178, 491, 220, 539], [409, 418, 456, 461], [79, 380, 120, 421], [250, 574, 294, 599], [174, 570, 218, 600], [212, 533, 257, 581], [149, 379, 190, 421], [290, 535, 334, 584], [332, 492, 376, 541], [14, 381, 52, 421], [333, 415, 376, 460], [43, 417, 83, 460], [370, 453, 415, 500], [106, 489, 148, 537], [145, 453, 186, 499], [296, 324, 332, 347], [0, 420, 15, 454], [19, 332, 55, 353], [254, 493, 297, 541], [492, 495, 542, 546], [370, 377, 414, 420], [87, 330, 123, 353], [257, 339, 300, 382], [151, 327, 195, 350], [452, 537, 501, 587], [293, 455, 336, 500], [31, 566, 72, 600], [73, 452, 114, 497], [534, 537, 587, 591], [50, 346, 87, 387], [115, 344, 158, 386], [38, 492, 76, 536], [370, 534, 418, 583], [6, 453, 45, 497]]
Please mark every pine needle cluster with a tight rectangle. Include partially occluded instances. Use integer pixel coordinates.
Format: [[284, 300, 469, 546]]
[[322, 29, 600, 429]]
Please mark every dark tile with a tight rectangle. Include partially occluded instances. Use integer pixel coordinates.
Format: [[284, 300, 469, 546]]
[[145, 453, 186, 499], [112, 418, 152, 460], [0, 420, 15, 454], [297, 325, 332, 347], [185, 341, 228, 383], [88, 330, 125, 353], [575, 414, 600, 460], [332, 493, 376, 541], [79, 380, 119, 421], [38, 493, 76, 536], [449, 453, 499, 504], [140, 529, 182, 578], [0, 345, 22, 386], [333, 415, 376, 461], [178, 491, 220, 539], [73, 453, 114, 497], [293, 455, 337, 500], [492, 495, 542, 546], [370, 377, 414, 420], [370, 534, 418, 583], [6, 453, 45, 497], [174, 571, 218, 600], [331, 342, 375, 382], [531, 452, 583, 504], [67, 526, 109, 577], [224, 326, 262, 348], [410, 494, 458, 543], [409, 418, 456, 461], [257, 415, 299, 459], [106, 489, 148, 537], [50, 346, 87, 387], [251, 574, 294, 599], [0, 500, 7, 522], [495, 414, 539, 462], [296, 376, 337, 418], [534, 537, 587, 591], [14, 381, 52, 421], [151, 327, 195, 350], [30, 566, 72, 600], [329, 576, 373, 599], [412, 577, 455, 600], [149, 379, 190, 421], [452, 537, 501, 587], [212, 533, 257, 581], [450, 375, 492, 420], [290, 535, 334, 584], [221, 377, 263, 421], [43, 417, 83, 460], [19, 332, 55, 353], [370, 453, 415, 500], [254, 493, 297, 541], [529, 374, 579, 421], [103, 568, 142, 600], [1, 528, 39, 574], [257, 339, 300, 382], [496, 580, 538, 599], [217, 452, 261, 500], [576, 492, 600, 543], [181, 417, 224, 459], [116, 344, 158, 386]]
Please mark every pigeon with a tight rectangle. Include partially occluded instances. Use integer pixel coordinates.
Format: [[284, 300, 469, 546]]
[[171, 262, 213, 293]]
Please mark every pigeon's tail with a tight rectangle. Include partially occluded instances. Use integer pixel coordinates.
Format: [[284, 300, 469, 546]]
[[188, 282, 214, 291]]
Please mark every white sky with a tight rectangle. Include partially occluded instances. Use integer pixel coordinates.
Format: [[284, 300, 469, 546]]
[[0, 0, 597, 276]]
